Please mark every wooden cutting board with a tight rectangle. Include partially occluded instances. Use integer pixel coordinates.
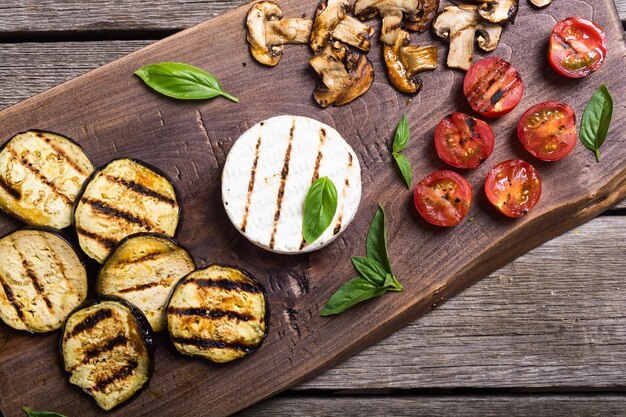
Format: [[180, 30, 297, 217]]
[[0, 1, 625, 416]]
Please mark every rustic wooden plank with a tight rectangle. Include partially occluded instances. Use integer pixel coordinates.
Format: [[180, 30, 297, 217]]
[[0, 1, 624, 35], [0, 1, 625, 417], [237, 394, 626, 416]]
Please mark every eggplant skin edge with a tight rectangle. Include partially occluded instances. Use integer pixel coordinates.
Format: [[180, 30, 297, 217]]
[[165, 263, 270, 362], [59, 295, 154, 411]]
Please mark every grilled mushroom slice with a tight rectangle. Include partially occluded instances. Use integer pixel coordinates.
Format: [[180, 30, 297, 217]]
[[310, 0, 374, 53], [475, 0, 518, 24], [529, 0, 552, 7], [310, 41, 374, 107], [246, 1, 313, 66], [167, 264, 268, 363], [384, 29, 437, 94], [61, 299, 152, 411], [0, 229, 87, 333], [73, 158, 180, 263], [0, 130, 94, 229], [353, 0, 421, 45], [96, 233, 196, 332], [404, 0, 439, 32], [433, 5, 503, 70]]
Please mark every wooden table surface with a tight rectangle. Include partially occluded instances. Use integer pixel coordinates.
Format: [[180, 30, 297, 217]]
[[0, 1, 625, 416]]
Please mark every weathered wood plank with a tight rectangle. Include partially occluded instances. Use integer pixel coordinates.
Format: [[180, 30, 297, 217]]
[[0, 0, 624, 35], [238, 394, 626, 416]]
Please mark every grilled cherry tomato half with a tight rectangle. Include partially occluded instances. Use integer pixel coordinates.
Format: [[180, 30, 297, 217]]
[[518, 101, 577, 161], [485, 160, 541, 218], [413, 170, 472, 227], [435, 113, 495, 169], [463, 58, 524, 118], [549, 17, 607, 79]]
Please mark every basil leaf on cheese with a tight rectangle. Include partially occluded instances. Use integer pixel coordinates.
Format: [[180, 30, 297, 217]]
[[302, 177, 338, 244]]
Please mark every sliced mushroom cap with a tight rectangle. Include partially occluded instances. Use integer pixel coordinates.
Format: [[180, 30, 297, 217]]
[[476, 0, 519, 24], [310, 42, 375, 107], [247, 1, 313, 66], [529, 0, 552, 8], [384, 29, 437, 94], [310, 0, 374, 53], [404, 0, 440, 33], [433, 5, 502, 71], [353, 0, 421, 45]]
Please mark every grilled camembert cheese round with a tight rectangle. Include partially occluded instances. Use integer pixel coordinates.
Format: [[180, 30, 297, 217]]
[[97, 233, 196, 332], [0, 130, 95, 229], [222, 115, 361, 254], [61, 299, 152, 411], [166, 264, 268, 363], [0, 229, 87, 333], [74, 158, 180, 263]]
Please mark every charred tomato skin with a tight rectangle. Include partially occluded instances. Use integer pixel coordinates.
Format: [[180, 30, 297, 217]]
[[549, 17, 607, 79], [517, 101, 577, 161], [413, 170, 472, 227], [463, 58, 524, 118], [484, 159, 542, 218], [434, 113, 495, 169]]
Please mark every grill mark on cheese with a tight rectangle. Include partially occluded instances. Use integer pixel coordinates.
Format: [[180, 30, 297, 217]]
[[117, 279, 171, 294], [333, 152, 354, 236], [171, 336, 255, 353], [81, 197, 158, 231], [191, 278, 261, 294], [21, 258, 53, 310], [88, 359, 139, 393], [80, 334, 128, 364], [104, 174, 177, 206], [269, 118, 296, 250], [36, 132, 90, 176], [75, 227, 117, 250], [7, 148, 74, 206], [66, 308, 114, 340], [299, 127, 328, 250], [167, 307, 253, 322], [0, 275, 25, 321], [0, 176, 21, 200], [240, 134, 263, 233]]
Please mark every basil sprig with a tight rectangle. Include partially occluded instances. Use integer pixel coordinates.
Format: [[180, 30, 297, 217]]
[[391, 115, 412, 188], [580, 84, 613, 162], [134, 62, 239, 103], [320, 206, 403, 316], [22, 407, 68, 417], [302, 177, 338, 244]]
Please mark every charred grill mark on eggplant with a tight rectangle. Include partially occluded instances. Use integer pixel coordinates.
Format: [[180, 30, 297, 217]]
[[21, 259, 53, 310], [0, 275, 25, 321], [240, 134, 263, 233], [104, 175, 176, 206], [269, 118, 296, 250], [191, 278, 262, 294], [38, 136, 90, 176], [113, 250, 171, 267], [80, 334, 128, 365], [170, 336, 255, 353], [167, 307, 253, 322], [75, 227, 117, 250], [117, 279, 171, 294], [81, 197, 159, 231], [66, 308, 114, 340], [87, 360, 139, 393], [0, 176, 21, 200]]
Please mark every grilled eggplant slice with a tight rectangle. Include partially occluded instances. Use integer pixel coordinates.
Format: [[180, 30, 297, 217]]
[[73, 158, 180, 263], [61, 299, 153, 411], [0, 229, 87, 333], [166, 264, 268, 363], [96, 233, 196, 332], [0, 130, 95, 229]]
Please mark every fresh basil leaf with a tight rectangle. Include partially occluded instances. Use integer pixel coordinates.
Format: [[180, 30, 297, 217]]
[[580, 84, 613, 162], [392, 114, 410, 153], [351, 256, 387, 286], [22, 407, 68, 417], [134, 62, 239, 103], [366, 206, 392, 274], [383, 273, 404, 292], [320, 277, 387, 316], [393, 152, 412, 189], [302, 177, 338, 244]]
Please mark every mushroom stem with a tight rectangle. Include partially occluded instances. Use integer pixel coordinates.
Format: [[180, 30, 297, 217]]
[[380, 10, 404, 45], [332, 16, 373, 51], [266, 18, 313, 45], [401, 45, 438, 74]]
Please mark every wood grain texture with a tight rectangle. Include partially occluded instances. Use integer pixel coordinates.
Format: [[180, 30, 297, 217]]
[[0, 1, 625, 417], [0, 0, 624, 34]]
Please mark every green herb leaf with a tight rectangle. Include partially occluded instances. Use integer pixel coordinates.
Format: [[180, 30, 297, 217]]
[[392, 114, 410, 153], [319, 277, 387, 316], [392, 152, 412, 189], [22, 407, 68, 417], [302, 177, 338, 244], [351, 256, 388, 286], [134, 62, 239, 103], [580, 84, 613, 162], [383, 273, 404, 292], [366, 206, 392, 274]]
